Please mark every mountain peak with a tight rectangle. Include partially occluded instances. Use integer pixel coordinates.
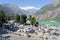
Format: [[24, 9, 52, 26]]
[[20, 6, 39, 10], [35, 0, 60, 21], [53, 0, 60, 4]]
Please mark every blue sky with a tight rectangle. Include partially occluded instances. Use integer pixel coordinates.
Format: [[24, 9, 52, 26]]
[[0, 0, 54, 8]]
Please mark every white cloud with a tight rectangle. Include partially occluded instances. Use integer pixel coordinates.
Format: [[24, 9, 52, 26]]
[[20, 6, 39, 10]]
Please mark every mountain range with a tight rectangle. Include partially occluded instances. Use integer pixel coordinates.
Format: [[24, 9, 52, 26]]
[[35, 0, 60, 22], [0, 4, 38, 16], [0, 0, 60, 22]]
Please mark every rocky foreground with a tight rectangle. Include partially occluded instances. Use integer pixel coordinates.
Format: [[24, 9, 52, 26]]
[[0, 33, 60, 40]]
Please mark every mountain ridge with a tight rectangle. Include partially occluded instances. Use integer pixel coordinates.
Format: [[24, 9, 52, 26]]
[[0, 4, 38, 16], [35, 0, 60, 21]]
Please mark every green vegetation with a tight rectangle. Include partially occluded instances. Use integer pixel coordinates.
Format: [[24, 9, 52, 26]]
[[52, 16, 60, 22], [0, 9, 37, 26], [20, 14, 27, 24], [15, 14, 20, 23], [15, 14, 37, 25], [35, 22, 39, 27], [15, 14, 27, 24], [29, 15, 36, 25], [0, 10, 6, 26], [0, 9, 15, 26]]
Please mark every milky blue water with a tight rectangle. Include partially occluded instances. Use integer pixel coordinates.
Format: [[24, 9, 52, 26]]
[[39, 21, 60, 26]]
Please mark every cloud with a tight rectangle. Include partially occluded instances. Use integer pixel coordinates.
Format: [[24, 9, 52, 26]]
[[20, 6, 39, 10]]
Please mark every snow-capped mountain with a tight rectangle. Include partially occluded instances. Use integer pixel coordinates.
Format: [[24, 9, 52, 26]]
[[20, 6, 39, 10], [0, 4, 38, 16], [20, 6, 39, 15]]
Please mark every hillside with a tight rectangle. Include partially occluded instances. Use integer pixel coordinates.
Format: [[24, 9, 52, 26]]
[[35, 0, 60, 22], [0, 4, 38, 16]]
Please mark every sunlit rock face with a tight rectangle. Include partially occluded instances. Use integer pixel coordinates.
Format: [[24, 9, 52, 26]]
[[35, 0, 60, 21]]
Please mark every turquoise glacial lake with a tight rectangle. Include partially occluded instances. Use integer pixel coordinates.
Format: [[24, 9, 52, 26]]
[[39, 21, 60, 26]]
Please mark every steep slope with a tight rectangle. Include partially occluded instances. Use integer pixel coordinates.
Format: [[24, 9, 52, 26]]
[[0, 4, 14, 16], [1, 4, 24, 15], [35, 0, 60, 21], [0, 4, 38, 16]]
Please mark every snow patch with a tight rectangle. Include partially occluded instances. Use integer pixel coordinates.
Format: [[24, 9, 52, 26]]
[[20, 6, 39, 10]]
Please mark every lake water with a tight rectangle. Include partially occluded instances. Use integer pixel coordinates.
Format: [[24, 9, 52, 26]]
[[39, 21, 60, 26]]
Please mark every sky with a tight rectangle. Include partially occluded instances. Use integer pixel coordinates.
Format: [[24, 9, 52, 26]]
[[0, 0, 54, 8]]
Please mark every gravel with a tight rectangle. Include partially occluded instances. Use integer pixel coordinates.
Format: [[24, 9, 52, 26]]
[[1, 34, 43, 40], [1, 33, 60, 40]]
